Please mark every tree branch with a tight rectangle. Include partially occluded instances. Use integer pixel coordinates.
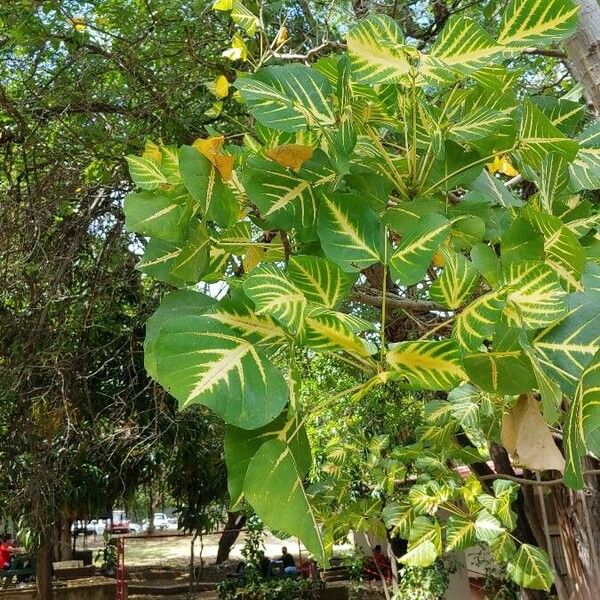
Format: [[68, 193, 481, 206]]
[[351, 286, 444, 313]]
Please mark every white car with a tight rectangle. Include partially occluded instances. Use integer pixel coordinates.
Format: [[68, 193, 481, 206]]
[[142, 513, 170, 530]]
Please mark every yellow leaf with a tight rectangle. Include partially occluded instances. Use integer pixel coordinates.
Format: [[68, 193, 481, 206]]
[[192, 136, 234, 180], [222, 34, 248, 62], [432, 251, 445, 268], [274, 25, 289, 47], [243, 245, 263, 273], [501, 395, 565, 472], [214, 75, 230, 99], [68, 16, 87, 32], [487, 155, 518, 177], [212, 0, 233, 9], [142, 140, 162, 164], [266, 144, 314, 172]]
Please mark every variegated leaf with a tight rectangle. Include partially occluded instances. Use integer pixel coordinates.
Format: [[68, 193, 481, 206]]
[[453, 290, 506, 351]]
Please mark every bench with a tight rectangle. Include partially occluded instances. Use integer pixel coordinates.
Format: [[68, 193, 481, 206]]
[[0, 556, 35, 589]]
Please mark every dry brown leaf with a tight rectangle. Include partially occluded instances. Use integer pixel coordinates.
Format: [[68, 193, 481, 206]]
[[501, 394, 565, 472], [192, 136, 234, 180], [266, 144, 314, 172]]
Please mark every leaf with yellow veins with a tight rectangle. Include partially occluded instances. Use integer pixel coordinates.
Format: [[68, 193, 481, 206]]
[[487, 155, 518, 177], [192, 136, 235, 180], [212, 0, 233, 10], [274, 25, 289, 47], [266, 144, 314, 172], [142, 140, 162, 164]]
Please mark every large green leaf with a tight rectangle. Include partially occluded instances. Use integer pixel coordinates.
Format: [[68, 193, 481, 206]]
[[564, 350, 600, 489], [124, 189, 191, 243], [179, 146, 237, 225], [242, 152, 334, 234], [400, 517, 442, 567], [386, 340, 467, 391], [430, 250, 479, 309], [136, 238, 182, 285], [507, 544, 554, 592], [389, 214, 450, 285], [516, 101, 579, 169], [244, 439, 326, 564], [502, 261, 568, 329], [453, 290, 506, 351], [287, 255, 352, 309], [318, 192, 384, 272], [235, 65, 335, 131], [154, 315, 288, 429], [497, 0, 578, 47], [570, 148, 600, 191], [225, 408, 311, 509], [346, 14, 410, 85], [464, 351, 536, 395], [534, 283, 600, 395], [474, 509, 504, 543], [426, 16, 503, 77], [172, 223, 211, 283], [448, 108, 512, 144], [125, 154, 168, 190], [208, 292, 288, 352], [145, 290, 216, 379], [244, 264, 307, 334], [445, 515, 476, 551], [306, 310, 374, 357]]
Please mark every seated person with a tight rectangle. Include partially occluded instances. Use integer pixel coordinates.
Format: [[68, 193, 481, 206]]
[[258, 550, 270, 578], [372, 545, 392, 579], [280, 546, 297, 575], [0, 535, 15, 570]]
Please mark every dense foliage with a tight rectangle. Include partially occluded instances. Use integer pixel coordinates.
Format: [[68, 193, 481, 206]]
[[125, 0, 600, 593]]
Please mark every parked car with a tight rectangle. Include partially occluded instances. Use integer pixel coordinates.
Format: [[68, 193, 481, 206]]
[[141, 513, 170, 531], [166, 517, 178, 530], [128, 522, 143, 534], [87, 519, 107, 536], [109, 510, 130, 534]]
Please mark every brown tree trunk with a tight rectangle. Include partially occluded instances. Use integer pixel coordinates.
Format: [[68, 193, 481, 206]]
[[56, 517, 72, 561], [216, 512, 246, 564], [552, 467, 600, 600], [35, 542, 53, 600], [565, 0, 600, 112]]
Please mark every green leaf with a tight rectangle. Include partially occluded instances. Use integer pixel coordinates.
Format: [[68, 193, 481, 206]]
[[475, 509, 504, 542], [124, 189, 191, 243], [208, 291, 288, 352], [470, 170, 522, 208], [507, 544, 554, 591], [386, 340, 467, 391], [346, 14, 410, 84], [490, 532, 517, 562], [498, 0, 578, 47], [448, 107, 512, 143], [389, 214, 450, 285], [171, 223, 211, 283], [287, 255, 352, 309], [524, 207, 586, 292], [534, 282, 600, 395], [305, 310, 373, 356], [516, 101, 579, 169], [154, 316, 288, 429], [145, 290, 216, 379], [401, 517, 442, 567], [502, 261, 568, 329], [244, 439, 326, 564], [318, 192, 384, 272], [179, 146, 236, 223], [136, 238, 182, 285], [570, 148, 600, 191], [244, 264, 307, 335], [125, 154, 168, 190], [471, 243, 502, 286], [231, 0, 258, 35], [446, 515, 476, 551], [564, 349, 600, 489], [242, 152, 334, 234], [224, 408, 311, 509], [536, 153, 569, 214], [464, 351, 536, 395], [430, 250, 479, 309], [453, 290, 506, 351], [235, 65, 335, 132], [501, 217, 544, 262], [426, 16, 503, 77]]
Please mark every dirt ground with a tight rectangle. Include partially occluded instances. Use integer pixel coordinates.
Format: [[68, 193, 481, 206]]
[[77, 530, 353, 568]]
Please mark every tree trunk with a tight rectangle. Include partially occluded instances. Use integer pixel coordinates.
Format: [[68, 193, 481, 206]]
[[565, 0, 600, 111], [552, 467, 600, 600], [35, 542, 53, 600], [56, 517, 72, 561], [216, 512, 246, 564]]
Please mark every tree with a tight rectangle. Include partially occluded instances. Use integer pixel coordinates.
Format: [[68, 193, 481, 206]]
[[127, 0, 600, 597]]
